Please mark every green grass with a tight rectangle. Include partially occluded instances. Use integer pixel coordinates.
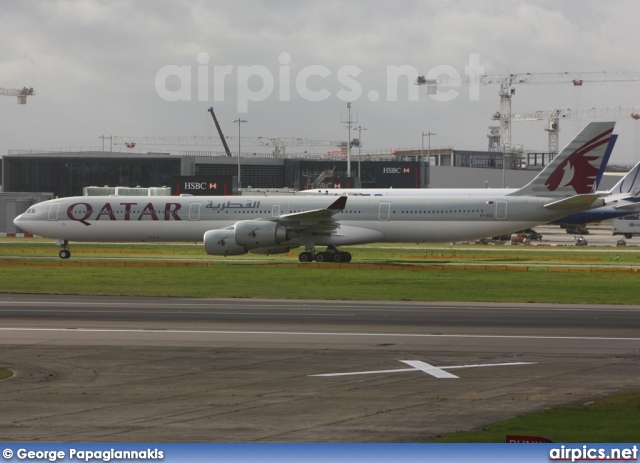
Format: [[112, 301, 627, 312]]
[[1, 238, 640, 303], [2, 257, 640, 303], [0, 368, 13, 381], [432, 390, 640, 442]]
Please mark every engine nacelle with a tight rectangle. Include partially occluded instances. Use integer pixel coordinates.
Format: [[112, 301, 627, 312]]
[[249, 246, 297, 255], [234, 220, 290, 248], [203, 229, 248, 256]]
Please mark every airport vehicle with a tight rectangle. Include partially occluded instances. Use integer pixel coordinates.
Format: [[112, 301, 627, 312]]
[[14, 122, 615, 262], [612, 214, 640, 239]]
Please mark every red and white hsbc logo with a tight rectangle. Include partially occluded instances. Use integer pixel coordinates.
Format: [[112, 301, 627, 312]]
[[383, 167, 411, 174], [183, 182, 218, 190]]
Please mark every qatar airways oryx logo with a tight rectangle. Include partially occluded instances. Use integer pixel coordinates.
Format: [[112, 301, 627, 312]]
[[155, 52, 485, 112], [545, 129, 613, 194]]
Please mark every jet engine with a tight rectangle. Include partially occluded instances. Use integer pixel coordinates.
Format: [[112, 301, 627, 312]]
[[249, 246, 297, 255], [203, 229, 248, 256], [234, 220, 291, 247]]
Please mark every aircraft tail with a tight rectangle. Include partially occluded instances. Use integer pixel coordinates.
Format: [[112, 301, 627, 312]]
[[608, 159, 640, 196], [508, 121, 615, 197]]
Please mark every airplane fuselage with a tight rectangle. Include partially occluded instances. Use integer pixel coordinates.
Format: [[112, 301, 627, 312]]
[[16, 194, 584, 246]]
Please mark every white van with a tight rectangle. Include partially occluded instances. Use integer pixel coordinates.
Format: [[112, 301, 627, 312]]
[[612, 214, 640, 239]]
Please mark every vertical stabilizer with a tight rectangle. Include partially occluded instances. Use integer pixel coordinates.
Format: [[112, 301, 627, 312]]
[[608, 160, 640, 196], [508, 122, 615, 197]]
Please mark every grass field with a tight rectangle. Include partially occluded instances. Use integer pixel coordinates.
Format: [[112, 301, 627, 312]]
[[2, 239, 640, 304], [432, 391, 640, 443]]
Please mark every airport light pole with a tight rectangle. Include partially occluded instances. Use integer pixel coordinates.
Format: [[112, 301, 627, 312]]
[[355, 126, 367, 179], [421, 131, 435, 188], [232, 118, 247, 192]]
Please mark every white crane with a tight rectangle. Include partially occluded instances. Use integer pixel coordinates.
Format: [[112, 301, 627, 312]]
[[0, 86, 35, 104], [511, 107, 640, 153], [416, 72, 640, 152]]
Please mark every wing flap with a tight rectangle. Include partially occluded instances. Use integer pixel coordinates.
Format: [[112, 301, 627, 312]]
[[274, 196, 346, 233]]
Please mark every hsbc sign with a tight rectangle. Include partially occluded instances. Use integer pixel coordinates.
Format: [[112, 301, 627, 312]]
[[376, 162, 419, 188], [383, 167, 411, 174], [183, 182, 218, 190], [173, 176, 232, 196]]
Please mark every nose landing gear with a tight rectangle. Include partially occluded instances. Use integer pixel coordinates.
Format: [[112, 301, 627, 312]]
[[56, 239, 71, 259]]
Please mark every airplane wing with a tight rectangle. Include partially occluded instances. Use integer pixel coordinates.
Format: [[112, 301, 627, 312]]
[[272, 196, 347, 232]]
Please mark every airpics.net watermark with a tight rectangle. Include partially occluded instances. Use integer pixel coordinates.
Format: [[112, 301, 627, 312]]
[[155, 52, 484, 112]]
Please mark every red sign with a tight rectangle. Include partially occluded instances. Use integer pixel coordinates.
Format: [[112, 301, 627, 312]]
[[506, 435, 553, 443]]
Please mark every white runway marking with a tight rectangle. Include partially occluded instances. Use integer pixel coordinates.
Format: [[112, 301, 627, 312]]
[[0, 327, 637, 341], [311, 360, 537, 379]]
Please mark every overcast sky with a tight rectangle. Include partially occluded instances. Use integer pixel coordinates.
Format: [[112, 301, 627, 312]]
[[2, 0, 640, 166]]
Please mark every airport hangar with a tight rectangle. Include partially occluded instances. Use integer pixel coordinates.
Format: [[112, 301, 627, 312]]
[[1, 146, 623, 234]]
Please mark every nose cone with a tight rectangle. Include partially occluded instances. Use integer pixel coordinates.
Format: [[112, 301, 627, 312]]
[[13, 212, 34, 234], [13, 213, 24, 228]]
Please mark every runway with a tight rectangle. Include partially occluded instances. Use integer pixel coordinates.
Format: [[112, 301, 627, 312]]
[[0, 294, 638, 442]]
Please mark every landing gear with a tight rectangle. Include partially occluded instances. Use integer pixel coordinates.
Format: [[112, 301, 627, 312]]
[[56, 239, 71, 259], [298, 245, 352, 263]]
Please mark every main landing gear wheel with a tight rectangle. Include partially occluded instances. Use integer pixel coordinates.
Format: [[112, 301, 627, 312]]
[[299, 252, 313, 263], [59, 249, 71, 259], [332, 252, 352, 262], [297, 247, 352, 263]]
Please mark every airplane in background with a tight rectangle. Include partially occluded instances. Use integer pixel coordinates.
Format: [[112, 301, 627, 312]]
[[14, 122, 615, 263], [299, 133, 618, 198], [301, 134, 640, 234], [551, 160, 640, 232]]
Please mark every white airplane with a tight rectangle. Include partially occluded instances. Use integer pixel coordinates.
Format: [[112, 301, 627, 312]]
[[14, 122, 615, 263], [550, 160, 640, 228], [300, 134, 640, 230], [299, 133, 619, 198]]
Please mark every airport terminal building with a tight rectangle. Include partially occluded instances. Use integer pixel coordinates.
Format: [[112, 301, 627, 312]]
[[0, 147, 618, 233]]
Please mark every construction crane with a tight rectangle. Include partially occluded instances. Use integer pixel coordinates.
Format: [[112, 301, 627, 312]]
[[113, 135, 347, 157], [0, 86, 35, 104], [416, 71, 640, 152], [511, 107, 640, 153]]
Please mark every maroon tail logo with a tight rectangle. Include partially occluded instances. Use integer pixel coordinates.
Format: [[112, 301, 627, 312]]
[[545, 129, 612, 194]]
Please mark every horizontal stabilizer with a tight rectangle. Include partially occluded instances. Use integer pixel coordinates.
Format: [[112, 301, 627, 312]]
[[544, 193, 603, 210], [614, 202, 640, 211]]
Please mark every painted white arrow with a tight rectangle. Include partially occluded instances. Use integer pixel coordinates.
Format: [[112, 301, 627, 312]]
[[310, 360, 536, 379]]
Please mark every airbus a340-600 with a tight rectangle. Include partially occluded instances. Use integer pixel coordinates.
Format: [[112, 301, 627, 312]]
[[14, 122, 616, 263]]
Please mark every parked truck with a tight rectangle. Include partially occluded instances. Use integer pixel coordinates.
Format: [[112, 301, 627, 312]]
[[612, 214, 640, 239]]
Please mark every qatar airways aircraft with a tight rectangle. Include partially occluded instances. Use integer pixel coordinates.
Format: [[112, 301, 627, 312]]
[[301, 149, 640, 230], [14, 122, 615, 263]]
